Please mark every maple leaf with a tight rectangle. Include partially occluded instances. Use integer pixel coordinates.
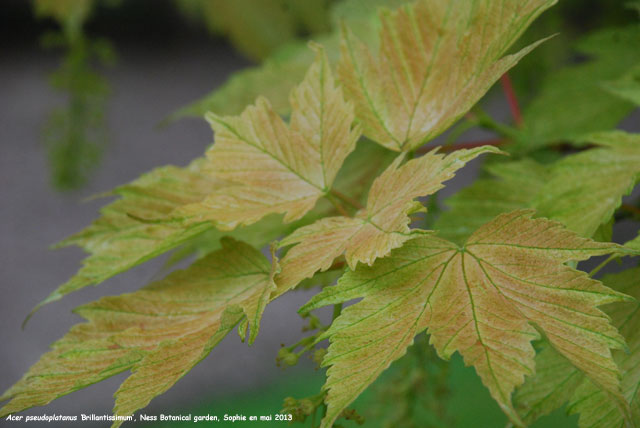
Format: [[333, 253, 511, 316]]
[[1, 238, 276, 426], [172, 0, 413, 119], [337, 0, 555, 151], [567, 267, 640, 427], [513, 343, 582, 425], [301, 210, 628, 427], [43, 126, 396, 312], [434, 159, 548, 244], [175, 0, 317, 62], [533, 131, 640, 237], [518, 26, 640, 150], [165, 141, 397, 270], [516, 267, 640, 427], [34, 159, 223, 311], [275, 146, 502, 293], [176, 44, 360, 230]]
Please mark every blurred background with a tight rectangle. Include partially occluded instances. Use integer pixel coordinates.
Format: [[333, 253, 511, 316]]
[[1, 0, 639, 427]]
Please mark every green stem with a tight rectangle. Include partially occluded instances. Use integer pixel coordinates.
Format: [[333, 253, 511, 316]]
[[444, 119, 477, 147], [589, 254, 617, 277], [473, 109, 519, 139]]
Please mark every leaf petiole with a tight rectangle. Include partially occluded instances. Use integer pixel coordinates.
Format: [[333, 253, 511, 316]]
[[588, 254, 618, 277]]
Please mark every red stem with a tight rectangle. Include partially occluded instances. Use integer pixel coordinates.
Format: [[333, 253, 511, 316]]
[[500, 73, 523, 127]]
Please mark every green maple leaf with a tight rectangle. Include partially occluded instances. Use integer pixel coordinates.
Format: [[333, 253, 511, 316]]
[[434, 159, 548, 244], [301, 210, 628, 427], [517, 26, 640, 150], [516, 267, 640, 427], [533, 131, 640, 237], [1, 238, 276, 426]]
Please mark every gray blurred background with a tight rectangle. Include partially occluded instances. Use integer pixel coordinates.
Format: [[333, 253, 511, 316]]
[[1, 1, 639, 427]]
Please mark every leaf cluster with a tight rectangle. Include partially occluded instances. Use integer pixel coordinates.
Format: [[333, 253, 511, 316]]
[[4, 1, 640, 427]]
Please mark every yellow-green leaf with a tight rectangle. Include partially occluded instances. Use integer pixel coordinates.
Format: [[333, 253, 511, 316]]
[[517, 26, 640, 151], [1, 238, 275, 425], [172, 0, 414, 119], [435, 159, 548, 244], [514, 342, 582, 425], [567, 267, 640, 428], [276, 146, 501, 293], [177, 44, 360, 230], [337, 0, 555, 151], [534, 131, 640, 237], [603, 64, 640, 106], [38, 159, 223, 310], [302, 210, 627, 427], [516, 267, 640, 427]]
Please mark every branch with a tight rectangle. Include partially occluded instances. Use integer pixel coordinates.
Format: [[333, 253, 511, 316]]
[[500, 73, 523, 127]]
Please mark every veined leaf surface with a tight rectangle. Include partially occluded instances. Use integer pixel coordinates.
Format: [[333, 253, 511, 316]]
[[567, 267, 640, 428], [514, 343, 582, 425], [39, 159, 223, 309], [276, 146, 501, 293], [177, 44, 360, 230], [518, 26, 640, 150], [533, 131, 640, 237], [516, 267, 640, 427], [337, 0, 556, 151], [302, 210, 627, 427], [435, 159, 548, 244], [172, 0, 414, 119], [1, 238, 275, 426]]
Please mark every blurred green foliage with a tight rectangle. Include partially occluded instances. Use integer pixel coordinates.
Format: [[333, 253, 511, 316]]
[[35, 0, 114, 190], [146, 350, 575, 428], [173, 0, 335, 61]]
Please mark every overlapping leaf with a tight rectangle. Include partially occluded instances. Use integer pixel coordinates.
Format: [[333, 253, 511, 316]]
[[603, 64, 640, 106], [567, 267, 640, 427], [517, 26, 640, 150], [172, 0, 412, 119], [434, 159, 548, 244], [1, 238, 275, 426], [176, 45, 360, 230], [175, 0, 331, 61], [165, 141, 397, 269], [38, 159, 223, 309], [533, 131, 640, 237], [516, 267, 640, 427], [276, 146, 501, 293], [514, 343, 582, 425], [337, 0, 555, 151], [302, 210, 627, 427]]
